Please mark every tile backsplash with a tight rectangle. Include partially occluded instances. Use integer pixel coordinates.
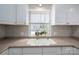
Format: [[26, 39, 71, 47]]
[[72, 25, 79, 38], [0, 25, 5, 38], [6, 25, 28, 37], [5, 25, 73, 37], [0, 25, 78, 38], [51, 25, 72, 37]]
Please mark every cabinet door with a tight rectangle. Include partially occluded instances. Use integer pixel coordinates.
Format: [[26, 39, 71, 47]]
[[55, 17, 67, 25], [73, 47, 79, 55], [67, 5, 79, 25], [23, 48, 42, 55], [43, 47, 62, 55], [8, 48, 22, 55], [16, 4, 29, 25], [61, 47, 74, 55], [55, 4, 79, 25], [55, 5, 68, 25], [0, 5, 16, 24]]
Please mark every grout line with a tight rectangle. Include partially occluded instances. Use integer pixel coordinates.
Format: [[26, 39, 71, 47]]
[[42, 48, 43, 55]]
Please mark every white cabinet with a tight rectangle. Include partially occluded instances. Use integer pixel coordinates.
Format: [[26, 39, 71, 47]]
[[1, 47, 79, 55], [51, 4, 79, 25], [61, 47, 74, 55], [51, 5, 67, 25], [23, 48, 42, 55], [73, 47, 79, 55], [8, 48, 22, 55], [16, 4, 29, 25], [0, 5, 16, 24], [55, 5, 68, 25], [67, 5, 79, 25], [43, 47, 62, 55], [0, 4, 29, 25]]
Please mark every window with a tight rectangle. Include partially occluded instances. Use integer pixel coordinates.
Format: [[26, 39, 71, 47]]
[[29, 11, 50, 36]]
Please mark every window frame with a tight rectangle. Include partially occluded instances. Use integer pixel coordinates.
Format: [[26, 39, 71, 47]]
[[29, 11, 51, 37]]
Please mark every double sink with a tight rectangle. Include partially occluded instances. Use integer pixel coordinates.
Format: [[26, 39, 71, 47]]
[[27, 39, 56, 46]]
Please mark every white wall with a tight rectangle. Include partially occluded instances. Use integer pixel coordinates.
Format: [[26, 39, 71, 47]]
[[6, 25, 28, 37], [51, 25, 72, 37], [0, 25, 5, 38]]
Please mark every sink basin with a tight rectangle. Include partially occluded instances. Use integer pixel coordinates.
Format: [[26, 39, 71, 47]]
[[27, 39, 56, 46]]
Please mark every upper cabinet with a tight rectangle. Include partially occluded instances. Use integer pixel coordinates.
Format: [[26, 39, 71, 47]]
[[0, 4, 16, 24], [16, 4, 29, 25], [51, 4, 79, 25], [55, 5, 68, 25], [0, 4, 79, 25], [0, 4, 29, 25], [67, 5, 79, 25]]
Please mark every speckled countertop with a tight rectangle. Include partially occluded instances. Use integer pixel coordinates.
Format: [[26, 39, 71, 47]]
[[0, 37, 79, 53]]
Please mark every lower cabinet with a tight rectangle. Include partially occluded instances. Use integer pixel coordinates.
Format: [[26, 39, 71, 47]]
[[43, 47, 77, 55], [61, 47, 74, 55], [23, 48, 42, 55], [1, 47, 79, 55], [73, 48, 79, 55], [8, 48, 22, 55], [43, 47, 62, 55], [8, 47, 42, 55]]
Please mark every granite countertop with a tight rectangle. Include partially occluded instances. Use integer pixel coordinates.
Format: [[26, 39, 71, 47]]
[[0, 37, 79, 53]]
